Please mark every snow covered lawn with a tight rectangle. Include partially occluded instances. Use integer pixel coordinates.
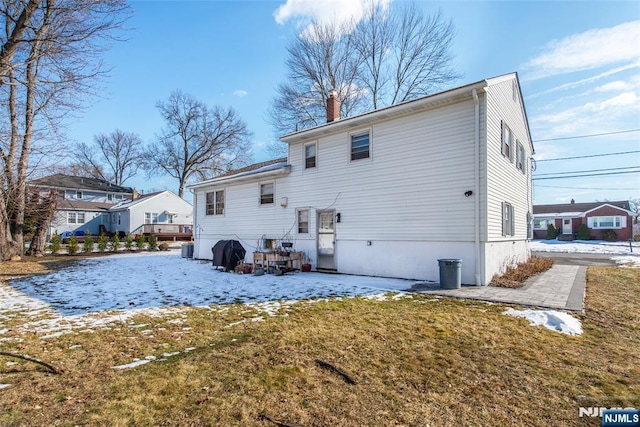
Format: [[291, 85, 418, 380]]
[[7, 250, 414, 317], [531, 239, 640, 267]]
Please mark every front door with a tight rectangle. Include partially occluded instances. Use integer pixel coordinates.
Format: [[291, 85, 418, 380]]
[[317, 210, 336, 270], [562, 218, 572, 235]]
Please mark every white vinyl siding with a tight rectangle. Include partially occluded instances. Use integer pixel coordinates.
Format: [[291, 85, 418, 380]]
[[485, 76, 532, 241], [196, 100, 477, 244]]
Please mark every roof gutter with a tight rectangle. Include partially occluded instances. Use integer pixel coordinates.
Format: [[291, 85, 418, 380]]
[[188, 165, 291, 190]]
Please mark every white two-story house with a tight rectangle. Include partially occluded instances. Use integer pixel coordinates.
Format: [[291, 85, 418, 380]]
[[189, 73, 534, 285]]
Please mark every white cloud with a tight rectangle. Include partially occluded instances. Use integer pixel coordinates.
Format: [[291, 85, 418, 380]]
[[233, 90, 248, 97], [595, 80, 632, 92], [524, 21, 640, 80], [274, 0, 390, 29], [530, 90, 640, 140], [525, 61, 640, 97], [586, 92, 638, 111]]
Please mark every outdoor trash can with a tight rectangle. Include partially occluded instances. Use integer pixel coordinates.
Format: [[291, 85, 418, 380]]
[[438, 259, 462, 289]]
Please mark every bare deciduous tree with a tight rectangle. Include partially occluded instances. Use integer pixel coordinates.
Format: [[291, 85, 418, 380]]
[[269, 1, 460, 144], [72, 129, 144, 186], [145, 90, 253, 198], [0, 0, 130, 260]]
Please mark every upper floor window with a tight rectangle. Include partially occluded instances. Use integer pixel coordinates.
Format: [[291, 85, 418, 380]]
[[206, 190, 225, 215], [501, 122, 513, 162], [502, 202, 515, 236], [107, 193, 113, 201], [260, 183, 274, 205], [350, 131, 370, 161], [516, 141, 525, 173], [76, 191, 83, 199], [298, 209, 309, 234], [305, 143, 317, 169], [145, 212, 159, 224]]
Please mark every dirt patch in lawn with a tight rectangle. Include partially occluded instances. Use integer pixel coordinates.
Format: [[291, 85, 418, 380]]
[[490, 255, 554, 288], [0, 260, 638, 426]]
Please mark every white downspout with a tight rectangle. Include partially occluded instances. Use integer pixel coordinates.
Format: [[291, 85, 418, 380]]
[[190, 188, 198, 258], [472, 89, 482, 286]]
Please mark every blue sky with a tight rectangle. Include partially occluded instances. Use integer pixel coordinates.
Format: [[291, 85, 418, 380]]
[[66, 0, 640, 205]]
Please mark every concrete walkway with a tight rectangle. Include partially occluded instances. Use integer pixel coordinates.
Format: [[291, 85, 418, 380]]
[[411, 264, 586, 312]]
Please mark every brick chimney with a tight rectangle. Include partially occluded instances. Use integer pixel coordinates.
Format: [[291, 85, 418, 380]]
[[326, 90, 340, 123], [570, 198, 575, 204]]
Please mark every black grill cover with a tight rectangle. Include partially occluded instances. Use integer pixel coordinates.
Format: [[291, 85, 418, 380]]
[[211, 240, 246, 270]]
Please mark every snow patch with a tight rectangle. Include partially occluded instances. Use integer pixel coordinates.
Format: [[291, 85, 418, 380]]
[[112, 359, 151, 370], [0, 384, 10, 389], [504, 308, 583, 336], [610, 255, 640, 268]]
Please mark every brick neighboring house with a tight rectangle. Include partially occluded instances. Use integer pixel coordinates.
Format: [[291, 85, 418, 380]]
[[532, 200, 635, 241]]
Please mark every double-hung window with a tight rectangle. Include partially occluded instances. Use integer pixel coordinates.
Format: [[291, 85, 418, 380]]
[[145, 212, 158, 224], [298, 209, 309, 234], [516, 141, 525, 173], [350, 131, 370, 161], [260, 183, 274, 205], [76, 191, 83, 199], [205, 190, 224, 216], [501, 122, 513, 162], [68, 212, 77, 224], [502, 202, 515, 236], [305, 143, 316, 169]]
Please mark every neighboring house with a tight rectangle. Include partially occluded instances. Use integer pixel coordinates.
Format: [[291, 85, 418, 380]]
[[107, 190, 193, 240], [533, 200, 634, 241], [189, 73, 534, 285], [29, 174, 133, 237]]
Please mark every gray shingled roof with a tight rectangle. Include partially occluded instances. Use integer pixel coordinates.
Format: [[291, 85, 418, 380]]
[[56, 200, 114, 211], [30, 174, 133, 194], [533, 200, 630, 215]]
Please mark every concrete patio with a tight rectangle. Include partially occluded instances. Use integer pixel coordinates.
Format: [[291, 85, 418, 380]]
[[410, 264, 586, 312]]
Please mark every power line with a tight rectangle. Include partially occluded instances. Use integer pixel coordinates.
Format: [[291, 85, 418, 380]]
[[536, 150, 640, 163], [535, 184, 639, 191], [533, 170, 640, 180], [533, 165, 640, 177], [533, 128, 640, 142]]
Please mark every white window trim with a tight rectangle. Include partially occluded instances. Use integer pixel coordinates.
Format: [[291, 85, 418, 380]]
[[297, 209, 310, 234], [502, 202, 515, 237], [349, 129, 372, 163], [259, 181, 275, 206], [76, 191, 83, 199], [304, 142, 317, 170], [588, 216, 625, 229], [67, 212, 77, 224], [205, 191, 216, 216]]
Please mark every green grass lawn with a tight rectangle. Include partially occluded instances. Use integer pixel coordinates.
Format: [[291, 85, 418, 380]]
[[0, 259, 638, 426]]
